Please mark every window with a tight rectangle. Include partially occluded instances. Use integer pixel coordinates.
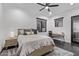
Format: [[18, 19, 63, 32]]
[[36, 17, 47, 32], [54, 17, 64, 27]]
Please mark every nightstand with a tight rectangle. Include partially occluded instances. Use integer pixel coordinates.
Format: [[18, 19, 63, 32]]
[[48, 31, 52, 37], [4, 37, 18, 49]]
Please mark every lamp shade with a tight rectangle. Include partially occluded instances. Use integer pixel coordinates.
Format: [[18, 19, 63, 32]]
[[10, 32, 15, 37]]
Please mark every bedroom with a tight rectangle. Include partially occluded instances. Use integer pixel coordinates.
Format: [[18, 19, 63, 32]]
[[0, 3, 79, 56]]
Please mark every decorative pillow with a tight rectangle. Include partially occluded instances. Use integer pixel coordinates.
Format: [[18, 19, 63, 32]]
[[26, 32, 31, 35], [19, 29, 24, 35], [26, 31, 34, 35], [30, 31, 34, 35], [23, 32, 27, 35], [32, 29, 38, 34]]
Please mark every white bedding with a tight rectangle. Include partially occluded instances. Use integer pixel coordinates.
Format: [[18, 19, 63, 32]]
[[17, 34, 55, 56]]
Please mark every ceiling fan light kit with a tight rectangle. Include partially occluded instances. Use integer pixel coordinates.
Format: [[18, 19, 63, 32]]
[[45, 6, 49, 9]]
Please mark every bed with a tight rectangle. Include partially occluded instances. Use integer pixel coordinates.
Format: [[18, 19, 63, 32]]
[[16, 29, 55, 56]]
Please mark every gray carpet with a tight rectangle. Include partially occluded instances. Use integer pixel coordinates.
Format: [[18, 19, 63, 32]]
[[46, 47, 74, 56], [0, 48, 17, 56], [0, 47, 74, 56]]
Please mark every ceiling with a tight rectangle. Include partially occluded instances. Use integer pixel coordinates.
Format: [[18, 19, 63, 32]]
[[35, 3, 79, 15], [2, 3, 79, 17]]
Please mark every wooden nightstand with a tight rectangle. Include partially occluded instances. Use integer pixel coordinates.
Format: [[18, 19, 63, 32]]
[[4, 37, 18, 49]]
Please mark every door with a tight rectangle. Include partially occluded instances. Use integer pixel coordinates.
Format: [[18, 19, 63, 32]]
[[71, 15, 79, 43]]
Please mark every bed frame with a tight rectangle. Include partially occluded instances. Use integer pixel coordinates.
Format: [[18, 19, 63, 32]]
[[30, 45, 54, 56], [17, 29, 55, 56]]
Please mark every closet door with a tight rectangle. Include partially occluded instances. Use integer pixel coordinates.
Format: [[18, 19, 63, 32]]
[[71, 15, 79, 43]]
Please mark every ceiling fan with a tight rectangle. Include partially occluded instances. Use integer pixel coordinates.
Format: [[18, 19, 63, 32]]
[[37, 3, 59, 13]]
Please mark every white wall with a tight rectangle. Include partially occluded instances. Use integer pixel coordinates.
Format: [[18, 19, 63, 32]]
[[0, 4, 37, 40], [3, 8, 33, 35], [1, 3, 79, 43], [47, 7, 79, 43], [1, 3, 48, 40], [0, 4, 4, 41]]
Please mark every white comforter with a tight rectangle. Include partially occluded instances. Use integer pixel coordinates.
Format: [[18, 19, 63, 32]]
[[17, 34, 55, 56]]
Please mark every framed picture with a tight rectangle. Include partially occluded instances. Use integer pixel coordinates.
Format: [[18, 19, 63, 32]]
[[36, 17, 47, 32], [54, 17, 64, 27]]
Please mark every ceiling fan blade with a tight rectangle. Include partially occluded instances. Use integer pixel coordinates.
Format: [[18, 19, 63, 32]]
[[48, 8, 50, 12], [46, 3, 50, 6], [49, 5, 59, 7], [40, 7, 45, 11], [37, 3, 45, 6]]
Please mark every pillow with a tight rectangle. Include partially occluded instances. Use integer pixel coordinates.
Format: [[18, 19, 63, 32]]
[[25, 31, 34, 35], [32, 29, 38, 34], [24, 29, 31, 35], [30, 31, 34, 35], [23, 32, 27, 35], [26, 32, 31, 35], [18, 29, 24, 35]]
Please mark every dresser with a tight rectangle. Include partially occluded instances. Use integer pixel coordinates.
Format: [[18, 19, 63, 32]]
[[4, 37, 18, 49]]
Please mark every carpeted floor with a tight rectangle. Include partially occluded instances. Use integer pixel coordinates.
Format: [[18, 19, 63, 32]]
[[0, 47, 74, 56], [46, 47, 74, 56], [0, 48, 17, 56]]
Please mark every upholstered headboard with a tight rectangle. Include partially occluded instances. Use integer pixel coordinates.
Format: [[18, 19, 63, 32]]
[[18, 29, 38, 35]]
